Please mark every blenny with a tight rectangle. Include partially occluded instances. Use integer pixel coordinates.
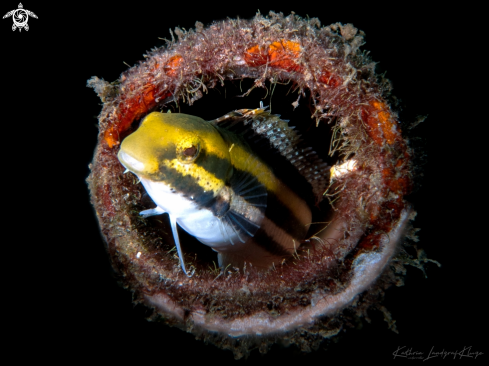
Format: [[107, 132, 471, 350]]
[[118, 106, 329, 275]]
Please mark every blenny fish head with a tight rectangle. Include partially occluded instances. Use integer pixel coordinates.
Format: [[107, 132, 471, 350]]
[[118, 111, 232, 204]]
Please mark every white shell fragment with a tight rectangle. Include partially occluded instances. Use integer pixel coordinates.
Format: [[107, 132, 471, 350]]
[[330, 159, 357, 180]]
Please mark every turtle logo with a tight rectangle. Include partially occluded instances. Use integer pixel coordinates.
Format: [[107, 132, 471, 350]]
[[3, 3, 37, 31]]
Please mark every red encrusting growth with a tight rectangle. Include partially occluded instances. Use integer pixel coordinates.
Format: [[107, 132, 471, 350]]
[[318, 68, 342, 88], [98, 183, 115, 218], [361, 100, 399, 145], [355, 147, 412, 252], [350, 98, 411, 251], [164, 55, 184, 77], [244, 40, 302, 72]]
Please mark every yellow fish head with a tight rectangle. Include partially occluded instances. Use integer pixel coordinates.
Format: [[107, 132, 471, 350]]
[[118, 112, 232, 199]]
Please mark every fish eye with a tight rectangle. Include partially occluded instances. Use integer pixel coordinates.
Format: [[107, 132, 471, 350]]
[[177, 141, 201, 163], [183, 146, 197, 157]]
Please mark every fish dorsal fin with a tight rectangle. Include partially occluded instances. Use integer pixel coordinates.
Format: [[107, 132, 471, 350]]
[[209, 108, 330, 202]]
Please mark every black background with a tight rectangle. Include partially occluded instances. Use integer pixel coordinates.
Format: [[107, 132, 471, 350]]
[[3, 1, 483, 363]]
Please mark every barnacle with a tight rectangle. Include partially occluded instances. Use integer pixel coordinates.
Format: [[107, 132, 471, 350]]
[[87, 12, 429, 358]]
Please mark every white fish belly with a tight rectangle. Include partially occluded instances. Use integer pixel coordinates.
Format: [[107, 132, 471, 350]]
[[140, 178, 239, 249]]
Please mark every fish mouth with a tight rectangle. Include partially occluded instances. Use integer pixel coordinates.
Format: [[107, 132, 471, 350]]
[[118, 151, 145, 174]]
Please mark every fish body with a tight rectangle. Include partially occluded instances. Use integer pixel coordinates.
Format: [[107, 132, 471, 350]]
[[118, 108, 329, 275]]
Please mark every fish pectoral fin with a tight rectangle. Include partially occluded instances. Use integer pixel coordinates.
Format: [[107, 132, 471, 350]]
[[140, 206, 165, 218], [229, 155, 268, 211], [169, 215, 191, 277], [225, 211, 260, 237], [217, 159, 267, 246]]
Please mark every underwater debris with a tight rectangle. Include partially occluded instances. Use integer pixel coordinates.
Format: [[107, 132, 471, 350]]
[[87, 11, 425, 359]]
